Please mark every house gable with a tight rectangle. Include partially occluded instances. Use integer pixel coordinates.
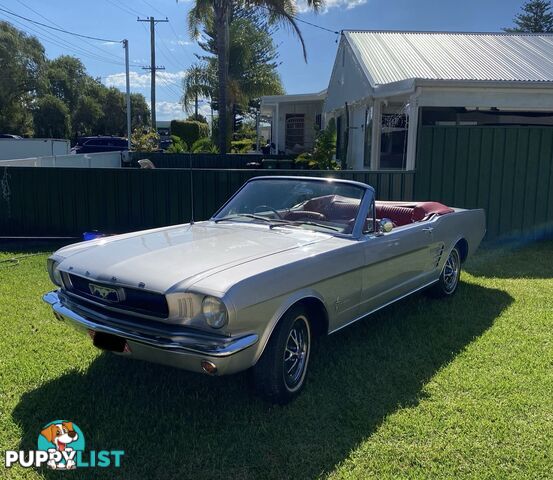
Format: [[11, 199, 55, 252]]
[[324, 35, 373, 114]]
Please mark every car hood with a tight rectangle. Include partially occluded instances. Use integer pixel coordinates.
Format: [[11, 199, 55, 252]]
[[57, 222, 330, 293]]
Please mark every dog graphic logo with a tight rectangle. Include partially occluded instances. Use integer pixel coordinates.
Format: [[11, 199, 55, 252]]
[[37, 421, 85, 470]]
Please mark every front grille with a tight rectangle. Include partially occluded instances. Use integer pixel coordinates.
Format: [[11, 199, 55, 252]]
[[63, 273, 169, 318]]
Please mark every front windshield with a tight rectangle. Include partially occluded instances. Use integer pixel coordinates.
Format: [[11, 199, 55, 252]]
[[213, 178, 367, 234]]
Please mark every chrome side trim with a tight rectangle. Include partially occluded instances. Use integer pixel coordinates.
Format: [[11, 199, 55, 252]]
[[43, 291, 258, 357], [328, 278, 439, 335]]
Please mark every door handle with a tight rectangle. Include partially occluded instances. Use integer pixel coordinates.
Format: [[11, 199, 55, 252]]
[[422, 227, 434, 233]]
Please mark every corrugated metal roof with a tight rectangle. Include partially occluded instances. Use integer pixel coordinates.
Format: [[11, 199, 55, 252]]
[[345, 31, 553, 85]]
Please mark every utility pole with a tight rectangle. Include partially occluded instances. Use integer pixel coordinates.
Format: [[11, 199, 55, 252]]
[[137, 16, 168, 130], [123, 39, 131, 150]]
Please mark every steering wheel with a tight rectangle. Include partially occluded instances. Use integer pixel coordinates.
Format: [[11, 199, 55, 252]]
[[253, 205, 283, 219]]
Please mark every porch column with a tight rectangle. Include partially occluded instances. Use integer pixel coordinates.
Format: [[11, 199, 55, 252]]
[[274, 103, 279, 154], [405, 94, 420, 171], [370, 100, 382, 170]]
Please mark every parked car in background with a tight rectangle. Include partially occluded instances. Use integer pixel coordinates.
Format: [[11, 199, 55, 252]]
[[159, 138, 172, 151], [43, 176, 486, 403], [71, 136, 128, 154], [0, 134, 23, 139]]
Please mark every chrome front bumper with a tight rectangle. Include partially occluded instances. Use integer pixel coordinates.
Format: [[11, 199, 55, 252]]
[[43, 291, 259, 375]]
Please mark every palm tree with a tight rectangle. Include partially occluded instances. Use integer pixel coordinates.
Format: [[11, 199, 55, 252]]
[[188, 0, 324, 153], [182, 9, 284, 128]]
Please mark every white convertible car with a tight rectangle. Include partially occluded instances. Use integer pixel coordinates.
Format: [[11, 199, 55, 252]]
[[44, 176, 486, 403]]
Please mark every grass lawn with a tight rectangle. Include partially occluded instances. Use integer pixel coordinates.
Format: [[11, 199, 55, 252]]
[[0, 240, 552, 479]]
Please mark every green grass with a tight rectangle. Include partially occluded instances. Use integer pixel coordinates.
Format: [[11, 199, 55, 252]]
[[0, 240, 552, 479]]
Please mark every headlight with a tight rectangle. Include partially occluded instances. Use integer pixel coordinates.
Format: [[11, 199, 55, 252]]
[[47, 259, 63, 287], [202, 296, 228, 329]]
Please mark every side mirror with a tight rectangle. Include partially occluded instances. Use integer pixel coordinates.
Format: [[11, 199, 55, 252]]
[[379, 218, 394, 234]]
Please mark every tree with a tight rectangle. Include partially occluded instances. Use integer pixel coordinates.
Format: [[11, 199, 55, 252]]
[[0, 21, 46, 136], [183, 7, 284, 144], [98, 87, 126, 135], [72, 96, 103, 136], [505, 0, 553, 32], [33, 95, 71, 139], [130, 93, 151, 130], [187, 113, 208, 123], [187, 0, 324, 154], [44, 56, 87, 111], [0, 21, 150, 139]]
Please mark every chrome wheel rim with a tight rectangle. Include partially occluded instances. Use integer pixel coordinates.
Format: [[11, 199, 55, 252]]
[[283, 315, 310, 391], [443, 249, 460, 293]]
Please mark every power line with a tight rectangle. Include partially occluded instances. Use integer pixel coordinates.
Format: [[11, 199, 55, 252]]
[[14, 0, 124, 62], [140, 0, 165, 17], [295, 17, 340, 35], [103, 0, 145, 19], [0, 6, 122, 42], [0, 13, 127, 66], [259, 5, 340, 35]]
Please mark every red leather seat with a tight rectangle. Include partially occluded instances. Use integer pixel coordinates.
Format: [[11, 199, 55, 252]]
[[375, 204, 414, 226], [303, 195, 360, 222], [375, 201, 454, 227]]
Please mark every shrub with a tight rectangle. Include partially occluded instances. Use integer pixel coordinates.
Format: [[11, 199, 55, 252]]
[[165, 135, 188, 153], [295, 119, 340, 170], [191, 137, 218, 153], [131, 127, 159, 152], [170, 120, 209, 147], [231, 138, 254, 153]]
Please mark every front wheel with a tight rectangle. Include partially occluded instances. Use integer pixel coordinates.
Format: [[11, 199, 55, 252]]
[[253, 305, 311, 404], [429, 246, 461, 297]]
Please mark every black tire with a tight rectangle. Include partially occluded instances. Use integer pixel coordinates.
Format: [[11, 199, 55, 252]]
[[429, 246, 461, 297], [253, 305, 312, 404]]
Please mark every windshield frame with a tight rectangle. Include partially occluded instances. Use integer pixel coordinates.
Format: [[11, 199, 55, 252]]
[[210, 176, 375, 239]]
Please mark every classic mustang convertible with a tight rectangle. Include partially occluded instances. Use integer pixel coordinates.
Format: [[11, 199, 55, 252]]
[[44, 176, 485, 403]]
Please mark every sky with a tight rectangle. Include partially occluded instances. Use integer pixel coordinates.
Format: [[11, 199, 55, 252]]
[[0, 0, 528, 120]]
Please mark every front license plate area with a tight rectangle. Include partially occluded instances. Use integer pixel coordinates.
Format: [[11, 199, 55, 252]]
[[92, 331, 128, 352]]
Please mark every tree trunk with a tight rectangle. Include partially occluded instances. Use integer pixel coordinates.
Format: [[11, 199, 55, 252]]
[[214, 1, 230, 154]]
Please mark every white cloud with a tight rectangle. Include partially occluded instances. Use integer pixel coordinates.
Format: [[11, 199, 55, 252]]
[[157, 101, 185, 118], [156, 101, 212, 122], [296, 0, 367, 13], [104, 70, 186, 89]]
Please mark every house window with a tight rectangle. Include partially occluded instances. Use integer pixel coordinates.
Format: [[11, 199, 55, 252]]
[[380, 113, 408, 169], [285, 114, 305, 150], [315, 114, 322, 130]]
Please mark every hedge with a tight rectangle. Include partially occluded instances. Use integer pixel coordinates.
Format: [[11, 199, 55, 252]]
[[170, 120, 209, 147]]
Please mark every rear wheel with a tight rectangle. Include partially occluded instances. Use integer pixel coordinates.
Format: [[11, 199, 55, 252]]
[[253, 305, 311, 404], [429, 246, 461, 297]]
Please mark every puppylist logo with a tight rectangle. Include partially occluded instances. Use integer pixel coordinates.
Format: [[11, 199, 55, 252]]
[[4, 420, 124, 470]]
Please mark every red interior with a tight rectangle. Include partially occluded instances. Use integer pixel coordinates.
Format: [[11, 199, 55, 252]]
[[376, 201, 455, 226], [283, 195, 454, 229]]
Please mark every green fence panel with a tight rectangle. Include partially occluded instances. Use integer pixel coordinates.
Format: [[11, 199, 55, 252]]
[[416, 126, 553, 240], [0, 167, 414, 237]]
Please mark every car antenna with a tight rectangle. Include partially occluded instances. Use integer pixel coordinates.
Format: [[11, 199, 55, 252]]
[[189, 151, 194, 225]]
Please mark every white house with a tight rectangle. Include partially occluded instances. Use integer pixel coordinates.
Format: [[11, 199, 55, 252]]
[[270, 31, 553, 170], [260, 90, 326, 154], [326, 30, 553, 170]]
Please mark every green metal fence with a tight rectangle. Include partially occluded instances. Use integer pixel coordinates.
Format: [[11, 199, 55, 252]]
[[1, 126, 552, 240], [415, 126, 553, 239], [0, 168, 414, 237]]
